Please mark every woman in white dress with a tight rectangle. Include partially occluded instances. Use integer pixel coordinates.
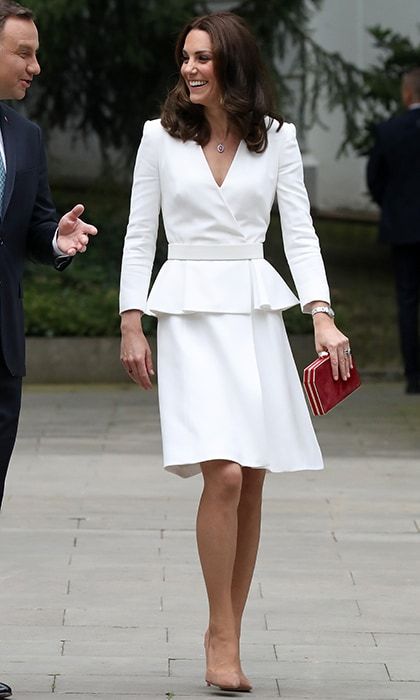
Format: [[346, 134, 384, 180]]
[[120, 11, 352, 692]]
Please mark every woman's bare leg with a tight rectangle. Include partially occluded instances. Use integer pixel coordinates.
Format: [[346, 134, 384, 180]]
[[198, 461, 266, 689], [232, 467, 266, 635], [230, 467, 266, 689], [197, 460, 242, 688]]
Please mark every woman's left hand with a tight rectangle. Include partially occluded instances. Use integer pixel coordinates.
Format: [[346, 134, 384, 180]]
[[313, 314, 352, 381]]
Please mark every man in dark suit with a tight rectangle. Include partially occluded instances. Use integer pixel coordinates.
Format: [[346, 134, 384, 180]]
[[367, 67, 420, 394], [0, 3, 97, 695]]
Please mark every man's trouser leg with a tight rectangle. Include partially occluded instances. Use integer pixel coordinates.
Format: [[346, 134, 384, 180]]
[[392, 243, 420, 383], [0, 346, 22, 509]]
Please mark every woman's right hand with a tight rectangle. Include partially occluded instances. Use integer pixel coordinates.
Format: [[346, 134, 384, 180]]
[[120, 310, 155, 389]]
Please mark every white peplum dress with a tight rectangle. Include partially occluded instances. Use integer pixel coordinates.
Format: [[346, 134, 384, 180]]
[[120, 119, 331, 478]]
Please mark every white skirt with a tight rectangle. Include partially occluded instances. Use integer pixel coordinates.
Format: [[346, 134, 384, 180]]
[[157, 310, 324, 478]]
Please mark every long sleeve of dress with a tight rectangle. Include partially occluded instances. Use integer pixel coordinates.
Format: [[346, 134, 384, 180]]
[[276, 123, 330, 311], [119, 120, 161, 313]]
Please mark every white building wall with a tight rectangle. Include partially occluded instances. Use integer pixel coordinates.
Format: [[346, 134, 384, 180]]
[[307, 0, 420, 210]]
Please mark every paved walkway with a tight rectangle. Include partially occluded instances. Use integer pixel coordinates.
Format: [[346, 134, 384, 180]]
[[0, 382, 420, 699]]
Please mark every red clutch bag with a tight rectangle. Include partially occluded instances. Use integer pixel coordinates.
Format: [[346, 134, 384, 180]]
[[303, 354, 361, 416]]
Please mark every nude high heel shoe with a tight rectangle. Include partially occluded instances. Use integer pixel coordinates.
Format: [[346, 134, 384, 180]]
[[204, 630, 252, 692]]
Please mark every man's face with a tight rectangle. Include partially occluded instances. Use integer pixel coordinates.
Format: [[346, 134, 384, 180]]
[[0, 16, 40, 100]]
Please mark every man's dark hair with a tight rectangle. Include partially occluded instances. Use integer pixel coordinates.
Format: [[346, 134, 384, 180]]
[[0, 0, 33, 33]]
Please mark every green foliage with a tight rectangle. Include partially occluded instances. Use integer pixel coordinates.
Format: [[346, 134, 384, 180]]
[[27, 0, 207, 165], [231, 5, 420, 157], [347, 27, 420, 155], [24, 270, 120, 336], [231, 0, 323, 62], [231, 0, 365, 132]]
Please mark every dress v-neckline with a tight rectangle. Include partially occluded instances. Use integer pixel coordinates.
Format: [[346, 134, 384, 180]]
[[199, 141, 242, 189]]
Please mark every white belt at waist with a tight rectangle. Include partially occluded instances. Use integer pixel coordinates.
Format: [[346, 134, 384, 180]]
[[167, 243, 264, 261]]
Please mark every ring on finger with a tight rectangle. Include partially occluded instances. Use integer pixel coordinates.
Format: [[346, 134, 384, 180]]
[[344, 347, 352, 356]]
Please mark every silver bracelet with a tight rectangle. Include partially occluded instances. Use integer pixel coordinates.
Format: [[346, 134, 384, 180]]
[[311, 305, 335, 319]]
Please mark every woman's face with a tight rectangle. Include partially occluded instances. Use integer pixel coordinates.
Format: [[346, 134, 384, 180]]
[[180, 29, 222, 110]]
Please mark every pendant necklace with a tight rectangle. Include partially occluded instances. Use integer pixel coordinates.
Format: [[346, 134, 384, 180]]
[[216, 128, 229, 154]]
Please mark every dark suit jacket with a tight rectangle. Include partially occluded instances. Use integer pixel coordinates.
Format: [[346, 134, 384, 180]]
[[366, 106, 420, 245], [0, 103, 69, 377]]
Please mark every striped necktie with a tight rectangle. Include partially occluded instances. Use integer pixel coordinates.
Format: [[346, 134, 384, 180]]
[[0, 155, 5, 213]]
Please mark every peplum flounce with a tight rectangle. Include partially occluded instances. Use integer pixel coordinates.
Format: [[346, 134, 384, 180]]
[[145, 259, 299, 316]]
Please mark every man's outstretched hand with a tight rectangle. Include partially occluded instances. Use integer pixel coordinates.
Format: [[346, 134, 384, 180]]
[[57, 204, 98, 256]]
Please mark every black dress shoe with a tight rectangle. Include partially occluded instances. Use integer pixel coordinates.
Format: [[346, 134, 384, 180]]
[[0, 682, 12, 698]]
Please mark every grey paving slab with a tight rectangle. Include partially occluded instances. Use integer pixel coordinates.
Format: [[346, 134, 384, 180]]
[[266, 610, 420, 634], [0, 607, 65, 626], [239, 629, 378, 648], [273, 643, 420, 664], [373, 632, 420, 648], [0, 382, 419, 698], [1, 655, 169, 675], [0, 624, 167, 644], [0, 674, 54, 693], [54, 675, 280, 697], [0, 641, 62, 656], [276, 679, 420, 699], [172, 657, 389, 681], [385, 660, 420, 681]]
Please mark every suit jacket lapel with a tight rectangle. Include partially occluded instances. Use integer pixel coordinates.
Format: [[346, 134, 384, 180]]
[[0, 105, 16, 220]]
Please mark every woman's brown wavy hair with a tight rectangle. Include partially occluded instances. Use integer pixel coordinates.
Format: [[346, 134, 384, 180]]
[[161, 11, 283, 153]]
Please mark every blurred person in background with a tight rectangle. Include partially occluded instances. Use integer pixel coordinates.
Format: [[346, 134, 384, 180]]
[[367, 67, 420, 395]]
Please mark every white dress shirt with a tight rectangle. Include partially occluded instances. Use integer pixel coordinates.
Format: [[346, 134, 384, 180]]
[[0, 128, 6, 169]]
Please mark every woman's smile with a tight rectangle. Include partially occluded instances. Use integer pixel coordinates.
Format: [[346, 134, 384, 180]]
[[181, 29, 222, 108]]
